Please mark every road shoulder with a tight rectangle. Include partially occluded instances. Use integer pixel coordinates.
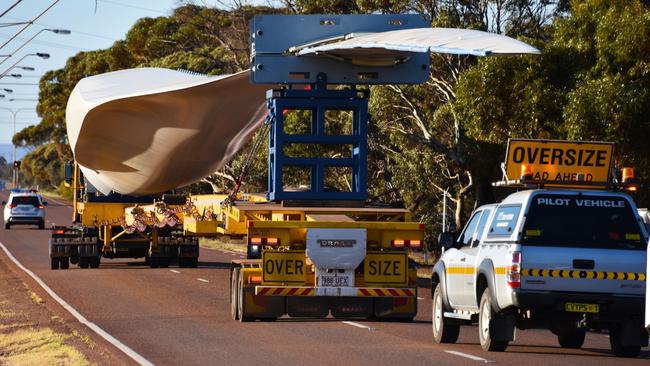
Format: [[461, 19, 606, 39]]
[[0, 249, 134, 365]]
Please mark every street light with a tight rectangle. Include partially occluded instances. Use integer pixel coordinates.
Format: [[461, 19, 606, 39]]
[[0, 107, 33, 186], [2, 88, 13, 93], [0, 52, 49, 79], [15, 66, 35, 71], [0, 28, 69, 67]]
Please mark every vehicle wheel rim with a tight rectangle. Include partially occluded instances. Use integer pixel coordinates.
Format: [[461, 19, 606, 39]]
[[433, 292, 442, 334], [481, 300, 490, 341]]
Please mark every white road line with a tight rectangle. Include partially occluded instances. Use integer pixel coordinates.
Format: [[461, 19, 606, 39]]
[[170, 269, 181, 274], [417, 297, 424, 300], [342, 321, 375, 331], [0, 240, 154, 366], [197, 278, 209, 283], [444, 350, 493, 363]]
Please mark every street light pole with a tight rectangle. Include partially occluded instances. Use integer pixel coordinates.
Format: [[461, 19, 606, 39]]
[[0, 107, 32, 187], [0, 28, 70, 67], [0, 52, 49, 79]]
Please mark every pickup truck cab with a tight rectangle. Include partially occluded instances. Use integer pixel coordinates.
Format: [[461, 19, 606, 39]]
[[432, 189, 648, 357]]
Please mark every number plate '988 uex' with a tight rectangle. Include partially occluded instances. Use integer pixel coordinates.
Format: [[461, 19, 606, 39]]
[[318, 239, 355, 247]]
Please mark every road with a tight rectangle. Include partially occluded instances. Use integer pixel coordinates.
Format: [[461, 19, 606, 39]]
[[1, 190, 648, 365]]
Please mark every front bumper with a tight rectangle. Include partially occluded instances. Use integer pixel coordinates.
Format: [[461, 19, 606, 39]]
[[513, 290, 644, 318]]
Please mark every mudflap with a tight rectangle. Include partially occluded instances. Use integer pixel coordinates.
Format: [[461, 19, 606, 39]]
[[241, 287, 285, 319], [287, 297, 329, 318], [331, 297, 373, 318], [374, 296, 417, 320]]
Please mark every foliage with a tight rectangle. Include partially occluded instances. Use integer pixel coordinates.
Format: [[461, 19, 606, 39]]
[[0, 157, 11, 181], [17, 0, 650, 247]]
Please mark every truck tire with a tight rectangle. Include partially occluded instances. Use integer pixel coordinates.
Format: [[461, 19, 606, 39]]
[[89, 256, 100, 269], [230, 267, 240, 320], [610, 326, 642, 358], [237, 269, 253, 322], [557, 328, 586, 349], [50, 258, 59, 270], [79, 257, 89, 269], [5, 223, 10, 229], [432, 282, 459, 344], [478, 288, 509, 352], [60, 257, 69, 270], [38, 221, 45, 230]]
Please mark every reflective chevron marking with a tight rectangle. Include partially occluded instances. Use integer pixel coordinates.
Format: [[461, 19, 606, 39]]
[[522, 268, 645, 281]]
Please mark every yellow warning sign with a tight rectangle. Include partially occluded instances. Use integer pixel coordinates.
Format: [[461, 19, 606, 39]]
[[262, 250, 307, 284], [505, 139, 614, 185]]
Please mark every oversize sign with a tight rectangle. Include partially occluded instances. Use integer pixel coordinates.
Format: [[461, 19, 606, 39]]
[[505, 139, 614, 185], [262, 250, 307, 284], [364, 252, 407, 285]]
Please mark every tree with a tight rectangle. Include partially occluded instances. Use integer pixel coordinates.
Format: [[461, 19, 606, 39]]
[[455, 0, 650, 206]]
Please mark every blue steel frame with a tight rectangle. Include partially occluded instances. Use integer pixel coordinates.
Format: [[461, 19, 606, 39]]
[[266, 76, 368, 201]]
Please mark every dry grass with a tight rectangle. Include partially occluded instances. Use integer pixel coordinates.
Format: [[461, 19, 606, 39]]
[[29, 292, 45, 305], [199, 237, 246, 253], [0, 328, 91, 366]]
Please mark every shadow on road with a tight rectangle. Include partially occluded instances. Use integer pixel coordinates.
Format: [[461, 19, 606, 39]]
[[502, 344, 650, 359]]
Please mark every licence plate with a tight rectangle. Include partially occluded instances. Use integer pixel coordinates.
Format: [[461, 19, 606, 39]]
[[320, 274, 351, 287], [565, 302, 599, 313]]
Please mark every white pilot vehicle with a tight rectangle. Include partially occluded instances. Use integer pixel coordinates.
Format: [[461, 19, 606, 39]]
[[431, 139, 648, 357]]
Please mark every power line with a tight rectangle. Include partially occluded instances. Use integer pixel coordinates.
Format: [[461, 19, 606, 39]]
[[0, 0, 61, 50], [0, 33, 86, 52], [4, 16, 117, 41], [96, 0, 169, 15], [0, 1, 23, 18]]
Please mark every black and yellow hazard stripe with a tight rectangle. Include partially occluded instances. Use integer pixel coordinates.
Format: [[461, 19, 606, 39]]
[[522, 268, 646, 281]]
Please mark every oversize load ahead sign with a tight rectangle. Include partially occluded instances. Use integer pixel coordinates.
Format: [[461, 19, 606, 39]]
[[505, 139, 614, 184]]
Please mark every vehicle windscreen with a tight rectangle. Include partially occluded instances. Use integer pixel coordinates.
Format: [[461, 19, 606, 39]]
[[522, 194, 645, 250], [11, 196, 40, 206]]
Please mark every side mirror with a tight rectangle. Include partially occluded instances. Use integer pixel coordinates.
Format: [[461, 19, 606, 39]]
[[437, 232, 455, 251], [64, 162, 73, 186]]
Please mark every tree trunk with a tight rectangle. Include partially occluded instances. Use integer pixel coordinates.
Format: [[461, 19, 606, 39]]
[[454, 194, 464, 231]]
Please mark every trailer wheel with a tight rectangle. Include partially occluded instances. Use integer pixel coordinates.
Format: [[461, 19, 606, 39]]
[[230, 267, 240, 320], [432, 283, 459, 344], [50, 258, 59, 270], [237, 269, 253, 322], [79, 257, 89, 269], [89, 257, 100, 269], [478, 288, 510, 352], [149, 255, 159, 268], [60, 257, 69, 270]]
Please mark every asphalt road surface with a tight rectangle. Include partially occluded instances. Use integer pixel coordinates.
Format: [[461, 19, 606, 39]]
[[1, 190, 648, 365]]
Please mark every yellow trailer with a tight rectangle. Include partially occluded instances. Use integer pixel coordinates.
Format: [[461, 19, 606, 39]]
[[227, 201, 424, 321]]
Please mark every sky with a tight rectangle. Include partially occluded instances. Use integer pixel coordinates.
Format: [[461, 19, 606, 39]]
[[0, 0, 186, 149]]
